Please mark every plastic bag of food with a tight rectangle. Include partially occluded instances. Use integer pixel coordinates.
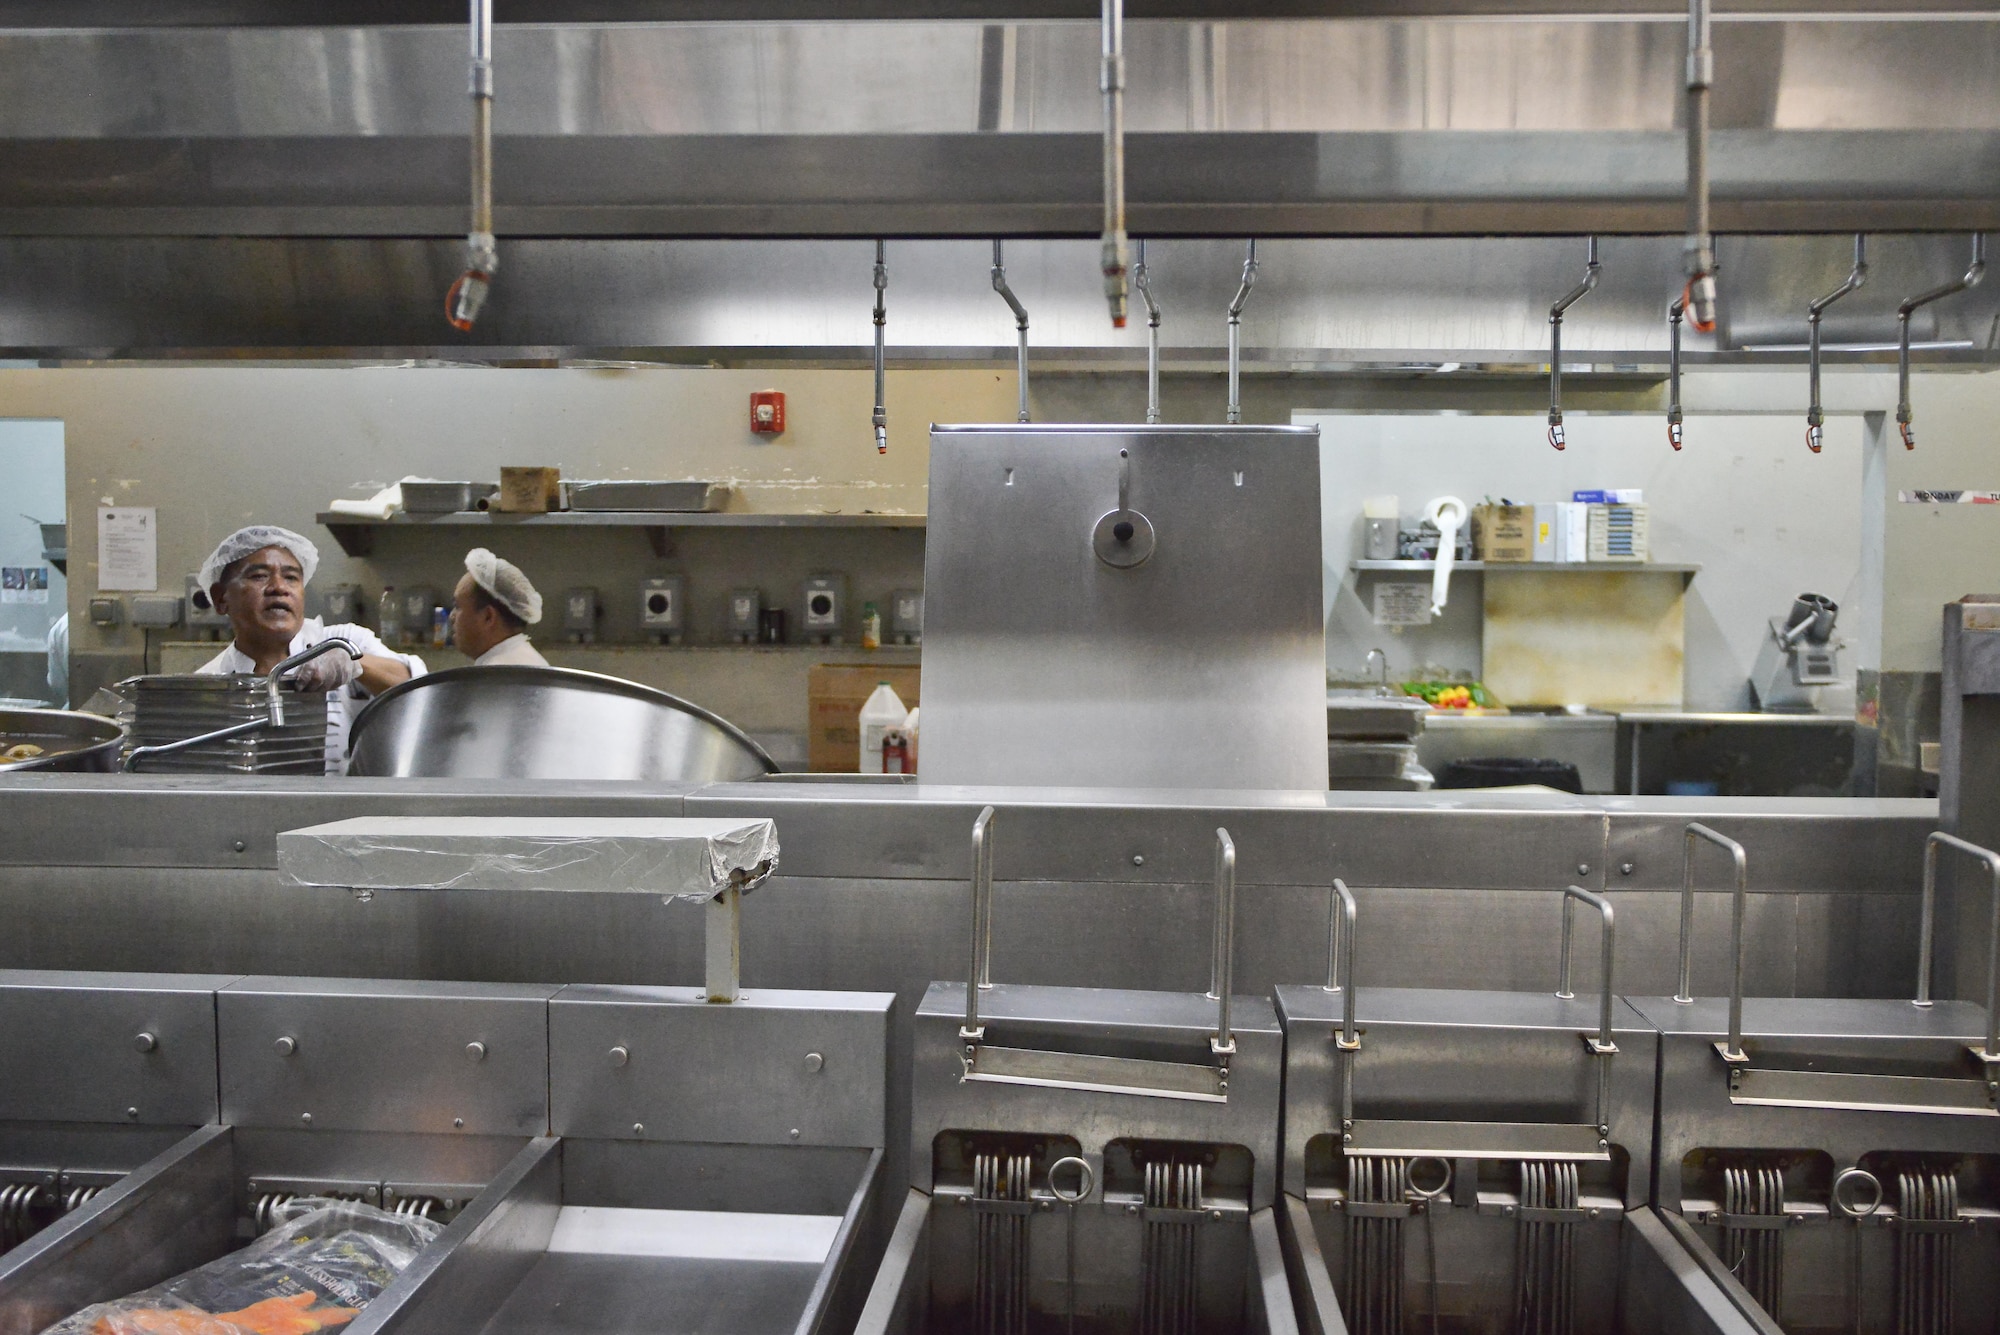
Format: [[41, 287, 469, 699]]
[[42, 1198, 442, 1335]]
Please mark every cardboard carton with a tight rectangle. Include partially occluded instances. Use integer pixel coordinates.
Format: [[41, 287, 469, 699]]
[[808, 663, 921, 772]]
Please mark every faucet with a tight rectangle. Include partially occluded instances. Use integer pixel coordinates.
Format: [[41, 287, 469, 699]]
[[1364, 648, 1390, 696]]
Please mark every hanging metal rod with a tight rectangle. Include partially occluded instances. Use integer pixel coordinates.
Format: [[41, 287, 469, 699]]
[[446, 0, 495, 331], [872, 239, 888, 454], [1667, 294, 1685, 451], [1225, 240, 1257, 425], [1896, 233, 1985, 450], [1682, 0, 1718, 334], [1099, 0, 1129, 329], [1547, 235, 1600, 451], [1133, 238, 1162, 424], [1806, 233, 1866, 454], [991, 240, 1031, 423]]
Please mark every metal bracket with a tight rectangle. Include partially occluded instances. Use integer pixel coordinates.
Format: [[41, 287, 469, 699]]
[[962, 1043, 1228, 1103]]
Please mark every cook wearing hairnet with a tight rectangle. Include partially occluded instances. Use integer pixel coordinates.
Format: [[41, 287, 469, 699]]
[[453, 548, 549, 667], [193, 525, 426, 774]]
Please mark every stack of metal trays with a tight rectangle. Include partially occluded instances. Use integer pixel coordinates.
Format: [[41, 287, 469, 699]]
[[1327, 693, 1433, 790], [122, 675, 329, 774]]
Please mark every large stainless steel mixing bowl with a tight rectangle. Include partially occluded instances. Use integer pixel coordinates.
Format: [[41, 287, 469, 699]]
[[345, 665, 778, 782], [0, 708, 124, 772]]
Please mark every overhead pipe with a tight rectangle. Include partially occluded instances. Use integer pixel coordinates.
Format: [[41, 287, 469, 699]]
[[872, 240, 888, 454], [990, 241, 1031, 423], [1896, 234, 1985, 450], [1225, 240, 1257, 425], [1666, 295, 1685, 450], [1681, 0, 1718, 333], [1099, 0, 1129, 328], [1546, 236, 1601, 451], [446, 0, 496, 331], [1133, 238, 1162, 424], [1806, 234, 1867, 454]]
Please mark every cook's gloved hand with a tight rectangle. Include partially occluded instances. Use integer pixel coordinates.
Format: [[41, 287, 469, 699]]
[[284, 648, 363, 693]]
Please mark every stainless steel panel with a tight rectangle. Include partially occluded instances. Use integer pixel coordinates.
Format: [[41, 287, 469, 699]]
[[347, 667, 776, 783], [921, 425, 1326, 791], [558, 1142, 880, 1218], [550, 984, 893, 1149], [1600, 798, 1933, 896], [0, 1126, 236, 1335], [0, 971, 236, 1126], [1619, 1207, 1778, 1335], [1420, 712, 1619, 794], [218, 977, 557, 1136]]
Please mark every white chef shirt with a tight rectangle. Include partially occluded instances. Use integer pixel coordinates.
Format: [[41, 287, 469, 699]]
[[196, 618, 427, 774], [472, 633, 550, 668]]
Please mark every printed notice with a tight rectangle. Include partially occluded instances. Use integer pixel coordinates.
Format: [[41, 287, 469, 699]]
[[1373, 581, 1432, 627], [98, 506, 158, 591], [0, 566, 49, 603]]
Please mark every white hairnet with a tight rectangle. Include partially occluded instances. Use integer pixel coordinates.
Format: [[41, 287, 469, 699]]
[[465, 547, 542, 625], [199, 525, 319, 591]]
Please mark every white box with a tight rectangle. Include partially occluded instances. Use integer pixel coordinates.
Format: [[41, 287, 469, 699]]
[[1532, 504, 1557, 562]]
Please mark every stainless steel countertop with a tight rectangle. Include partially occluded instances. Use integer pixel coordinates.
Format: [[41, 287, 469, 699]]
[[1619, 710, 1854, 726]]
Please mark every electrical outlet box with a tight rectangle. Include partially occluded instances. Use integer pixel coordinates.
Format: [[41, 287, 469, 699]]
[[727, 588, 762, 644], [641, 576, 685, 643], [563, 587, 600, 643], [890, 588, 924, 644], [801, 573, 845, 645], [400, 586, 442, 640], [87, 596, 121, 628], [130, 594, 184, 629], [184, 574, 230, 631]]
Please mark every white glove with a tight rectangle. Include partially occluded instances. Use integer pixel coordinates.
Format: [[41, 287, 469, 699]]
[[285, 648, 363, 693]]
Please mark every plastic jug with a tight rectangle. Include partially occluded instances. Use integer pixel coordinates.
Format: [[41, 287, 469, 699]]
[[858, 681, 908, 774]]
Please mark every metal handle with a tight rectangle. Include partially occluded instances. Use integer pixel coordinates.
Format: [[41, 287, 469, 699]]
[[1324, 878, 1358, 1053], [1557, 885, 1618, 1055], [1915, 831, 2000, 1059], [1209, 829, 1237, 1054], [125, 716, 273, 772], [961, 805, 997, 1040], [1679, 822, 1749, 1061]]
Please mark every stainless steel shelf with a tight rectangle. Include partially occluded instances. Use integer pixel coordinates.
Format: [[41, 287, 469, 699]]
[[316, 509, 926, 557], [1351, 560, 1699, 575]]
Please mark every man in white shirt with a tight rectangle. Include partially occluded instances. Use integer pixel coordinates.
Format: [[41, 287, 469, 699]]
[[193, 526, 426, 774], [452, 547, 550, 668]]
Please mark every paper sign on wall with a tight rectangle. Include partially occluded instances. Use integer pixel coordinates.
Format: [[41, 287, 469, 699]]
[[97, 506, 158, 591], [1, 566, 49, 603], [1373, 581, 1432, 626]]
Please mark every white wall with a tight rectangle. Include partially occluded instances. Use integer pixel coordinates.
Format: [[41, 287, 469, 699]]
[[1298, 410, 1867, 710]]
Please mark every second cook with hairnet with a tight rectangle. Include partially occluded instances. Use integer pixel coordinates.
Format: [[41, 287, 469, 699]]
[[452, 548, 549, 668]]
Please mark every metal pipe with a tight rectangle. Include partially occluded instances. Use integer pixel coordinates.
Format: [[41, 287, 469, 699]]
[[1557, 885, 1618, 1055], [1325, 879, 1358, 1052], [1099, 0, 1128, 329], [1682, 0, 1717, 332], [1896, 234, 1985, 450], [1915, 831, 2000, 1058], [1209, 827, 1236, 1053], [1806, 234, 1867, 454], [1667, 296, 1686, 450], [991, 241, 1030, 423], [961, 805, 996, 1039], [872, 241, 888, 454], [1225, 240, 1257, 425], [1134, 238, 1162, 423], [1546, 236, 1601, 451], [125, 638, 359, 772], [1680, 822, 1749, 1061], [447, 0, 496, 331]]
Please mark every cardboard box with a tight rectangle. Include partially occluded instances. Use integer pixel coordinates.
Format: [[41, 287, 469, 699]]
[[497, 466, 562, 514], [1473, 504, 1535, 562], [808, 663, 920, 773]]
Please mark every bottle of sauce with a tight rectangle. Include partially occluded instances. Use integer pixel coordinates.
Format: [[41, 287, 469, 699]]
[[377, 587, 401, 647], [860, 601, 882, 651]]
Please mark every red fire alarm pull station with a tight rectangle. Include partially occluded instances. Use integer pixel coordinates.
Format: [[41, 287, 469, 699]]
[[750, 390, 786, 435]]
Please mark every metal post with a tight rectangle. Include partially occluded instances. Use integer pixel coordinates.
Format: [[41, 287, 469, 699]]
[[1134, 239, 1162, 423], [1099, 0, 1128, 328], [1680, 822, 1749, 1061], [872, 241, 888, 454], [1547, 236, 1600, 451], [962, 806, 996, 1040], [1682, 0, 1717, 332], [1326, 879, 1358, 1049], [1806, 234, 1867, 454], [1895, 235, 1985, 450], [1667, 296, 1686, 450], [704, 886, 740, 1003], [991, 241, 1030, 423], [1225, 241, 1257, 425], [1209, 828, 1236, 1054], [1558, 886, 1618, 1056], [1915, 831, 2000, 1058]]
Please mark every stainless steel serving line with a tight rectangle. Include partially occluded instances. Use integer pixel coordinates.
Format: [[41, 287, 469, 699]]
[[1626, 826, 2000, 1335], [857, 811, 1294, 1333]]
